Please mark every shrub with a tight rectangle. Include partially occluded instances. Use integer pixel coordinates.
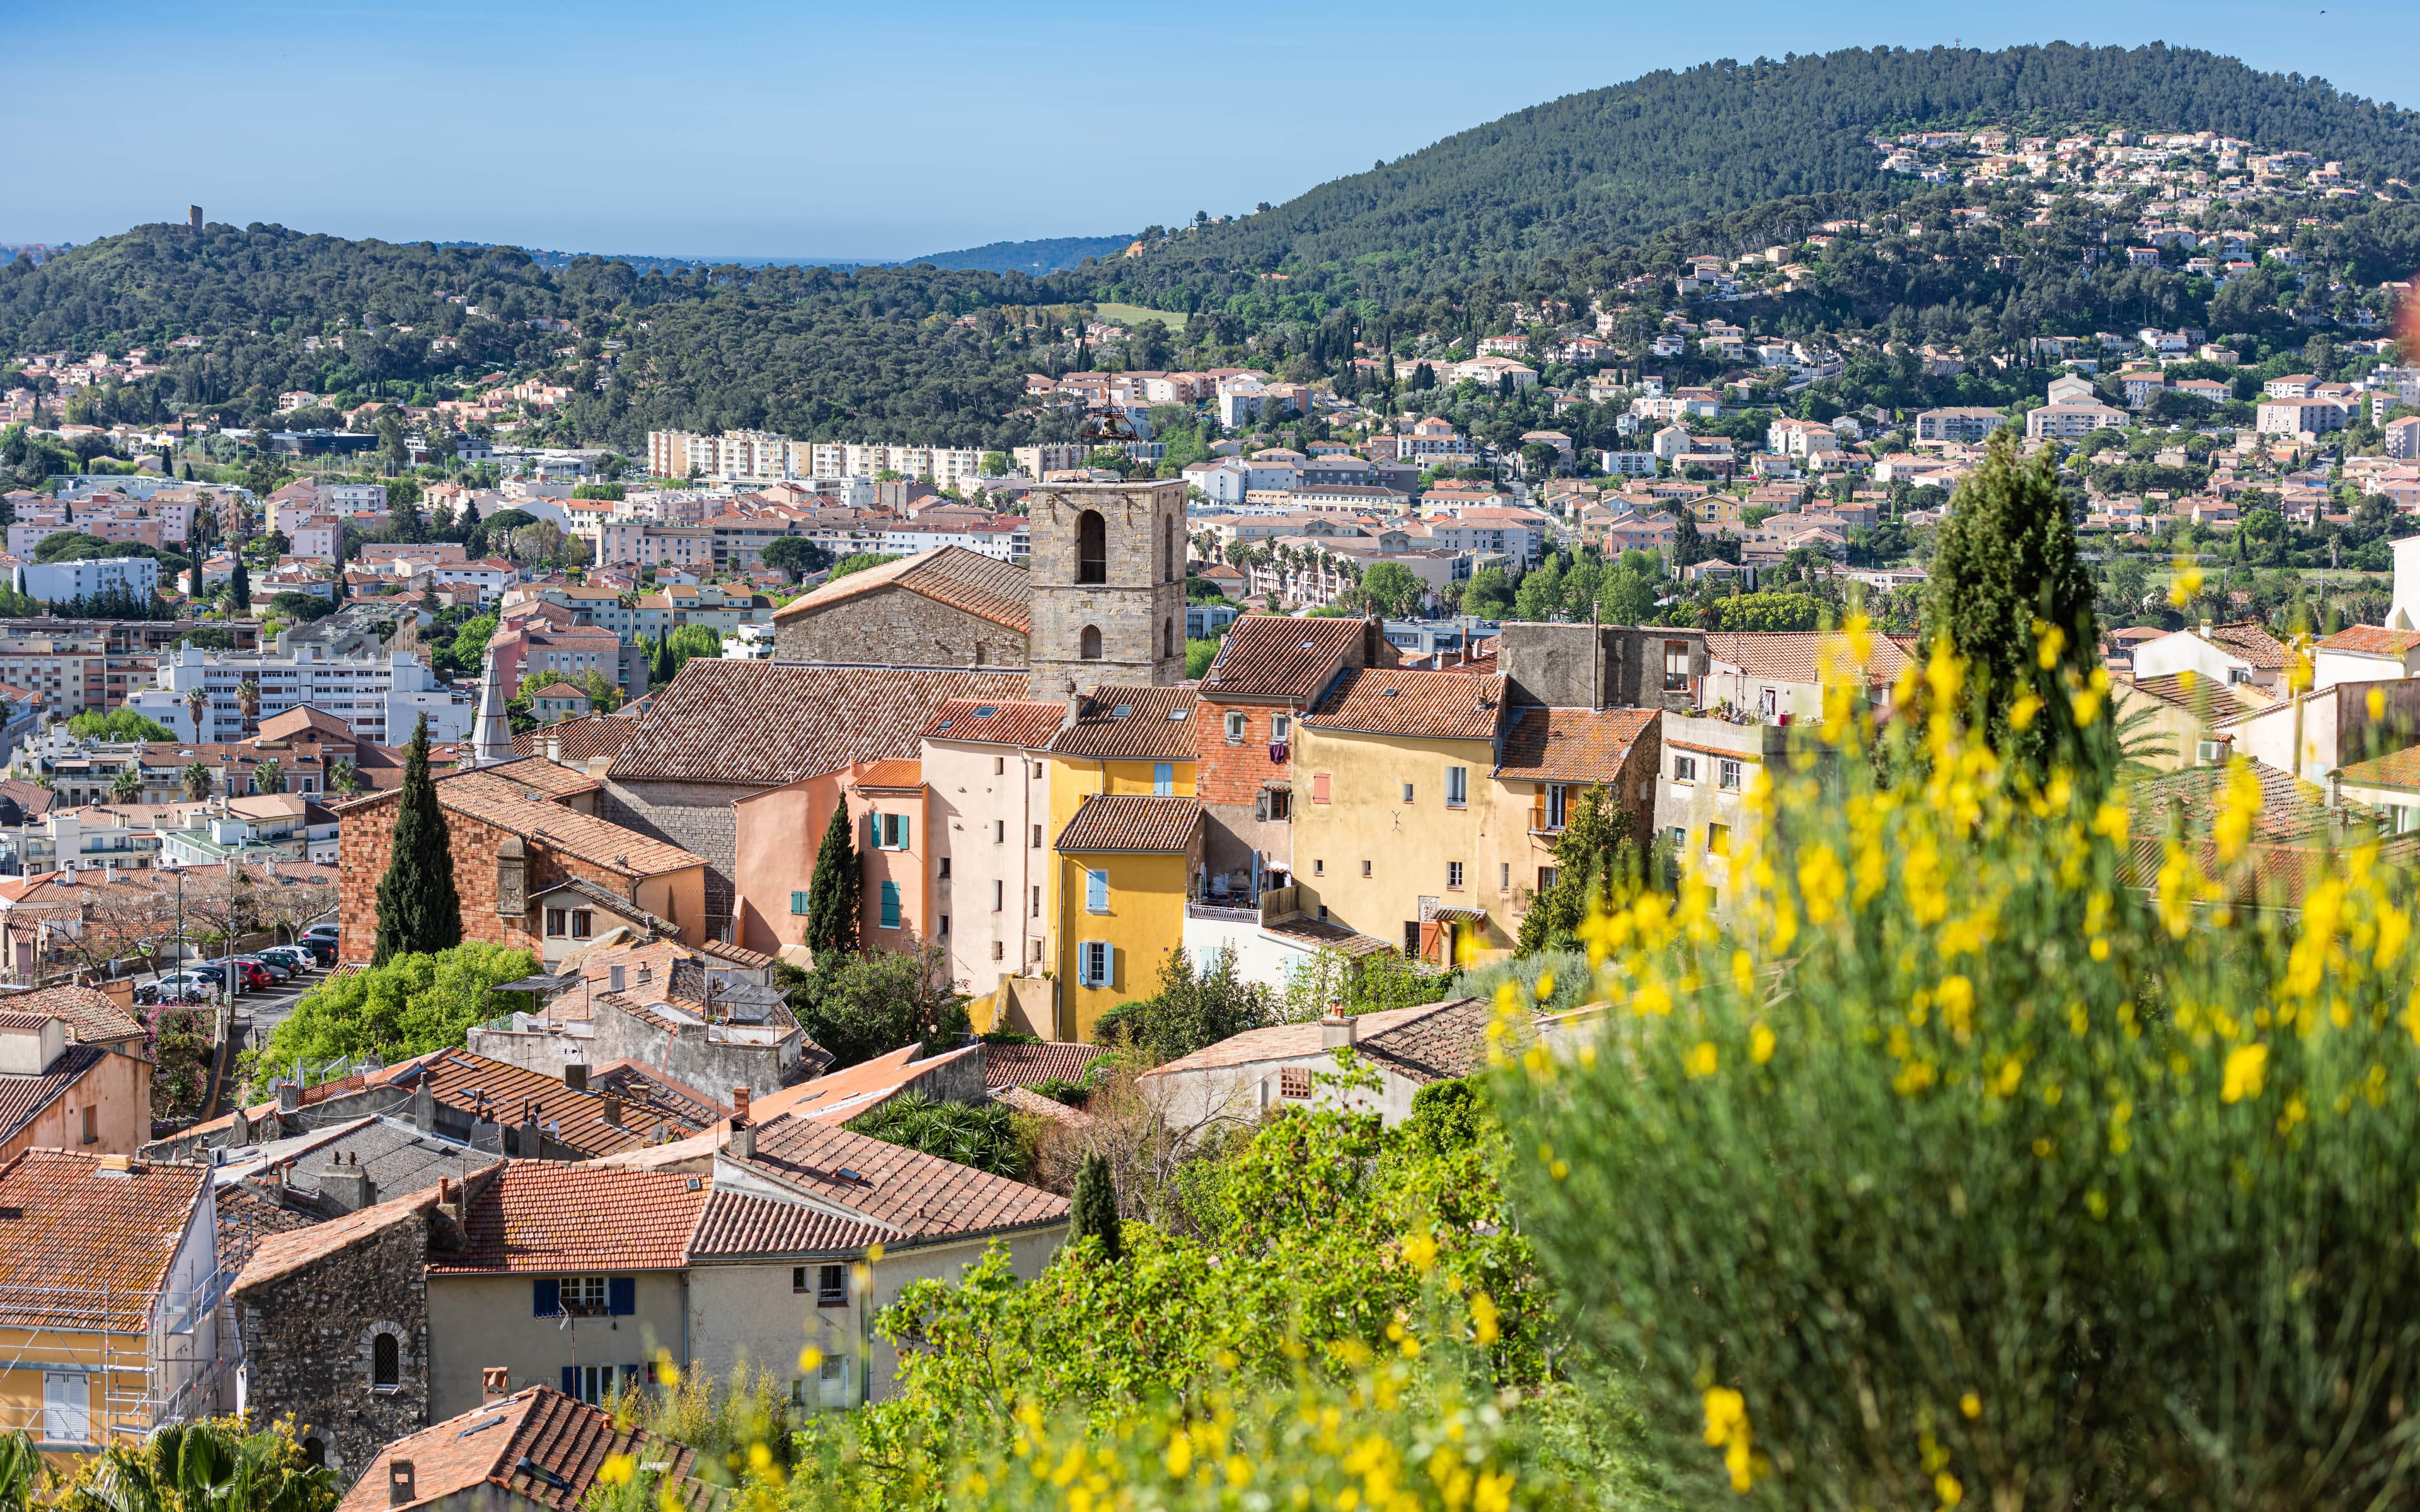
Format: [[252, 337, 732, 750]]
[[248, 941, 533, 1075]]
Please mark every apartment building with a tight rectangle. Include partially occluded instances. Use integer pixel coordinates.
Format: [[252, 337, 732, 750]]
[[127, 639, 475, 745], [647, 430, 983, 488], [0, 635, 108, 715], [597, 524, 713, 569], [11, 558, 159, 605]]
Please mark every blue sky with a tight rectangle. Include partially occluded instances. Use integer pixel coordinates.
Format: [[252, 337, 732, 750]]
[[8, 1, 2418, 260]]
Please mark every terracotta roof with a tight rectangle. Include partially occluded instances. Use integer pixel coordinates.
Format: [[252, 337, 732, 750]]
[[0, 1150, 206, 1331], [1056, 794, 1202, 854], [335, 1387, 716, 1512], [1260, 914, 1398, 956], [376, 1048, 705, 1157], [2315, 625, 2420, 657], [255, 705, 354, 742], [684, 1190, 888, 1258], [2339, 744, 2420, 791], [214, 1184, 320, 1279], [1303, 667, 1506, 741], [769, 546, 1030, 633], [2203, 621, 2293, 670], [528, 682, 587, 699], [608, 662, 1032, 786], [850, 759, 925, 791], [342, 763, 704, 879], [2127, 671, 2265, 723], [992, 1084, 1093, 1125], [0, 1042, 105, 1145], [2127, 760, 2335, 844], [1493, 707, 1656, 782], [1702, 630, 1913, 684], [0, 984, 143, 1046], [918, 697, 1066, 750], [1202, 615, 1364, 702], [429, 1162, 711, 1274], [1139, 999, 1493, 1081], [739, 1112, 1069, 1241], [752, 1041, 986, 1125], [231, 1188, 439, 1294], [1046, 685, 1201, 759], [510, 713, 643, 764], [981, 1041, 1105, 1091]]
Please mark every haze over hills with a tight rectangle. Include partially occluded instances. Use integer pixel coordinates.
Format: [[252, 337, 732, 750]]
[[895, 235, 1132, 276]]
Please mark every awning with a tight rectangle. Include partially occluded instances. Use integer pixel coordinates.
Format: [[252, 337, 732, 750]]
[[493, 972, 579, 994]]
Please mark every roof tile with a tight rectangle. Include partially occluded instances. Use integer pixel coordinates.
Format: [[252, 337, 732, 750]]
[[1303, 668, 1506, 742], [1056, 794, 1202, 854], [769, 547, 1029, 634], [1492, 707, 1656, 782], [0, 1150, 205, 1331], [428, 1162, 710, 1274], [609, 663, 1032, 786], [1046, 685, 1200, 759], [1203, 615, 1364, 702]]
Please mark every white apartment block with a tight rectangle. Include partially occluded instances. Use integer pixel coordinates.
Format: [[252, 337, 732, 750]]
[[12, 558, 159, 604], [129, 642, 475, 746], [647, 430, 983, 488]]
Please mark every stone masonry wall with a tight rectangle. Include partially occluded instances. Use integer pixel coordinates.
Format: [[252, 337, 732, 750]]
[[338, 797, 648, 963], [598, 779, 751, 937], [771, 584, 1028, 669], [1025, 481, 1186, 698], [234, 1211, 430, 1484]]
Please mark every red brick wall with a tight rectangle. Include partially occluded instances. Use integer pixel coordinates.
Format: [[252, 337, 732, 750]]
[[1195, 698, 1293, 805], [338, 798, 642, 963]]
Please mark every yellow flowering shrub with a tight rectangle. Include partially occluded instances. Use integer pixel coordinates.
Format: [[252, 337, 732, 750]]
[[1499, 629, 2420, 1508]]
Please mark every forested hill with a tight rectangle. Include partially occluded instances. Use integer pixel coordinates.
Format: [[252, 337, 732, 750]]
[[898, 236, 1132, 275], [1096, 43, 2420, 308]]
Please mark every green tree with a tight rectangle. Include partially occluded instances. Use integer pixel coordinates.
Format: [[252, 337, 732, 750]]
[[1356, 559, 1426, 618], [250, 941, 533, 1072], [371, 714, 461, 963], [805, 803, 860, 962], [1458, 566, 1514, 619], [227, 553, 250, 612], [1922, 428, 2101, 781], [68, 709, 174, 742], [1090, 946, 1276, 1062], [830, 552, 899, 580], [67, 1416, 337, 1512], [758, 535, 827, 580], [785, 938, 970, 1068], [1183, 638, 1219, 679], [1069, 1151, 1123, 1260], [250, 759, 282, 796], [1514, 786, 1643, 953]]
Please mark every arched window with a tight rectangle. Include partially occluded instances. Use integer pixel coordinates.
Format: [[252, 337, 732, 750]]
[[301, 1438, 326, 1468], [1080, 626, 1103, 660], [1076, 510, 1107, 585], [372, 1332, 400, 1388]]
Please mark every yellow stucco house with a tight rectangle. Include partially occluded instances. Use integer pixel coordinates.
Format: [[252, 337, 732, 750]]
[[1050, 795, 1204, 1038]]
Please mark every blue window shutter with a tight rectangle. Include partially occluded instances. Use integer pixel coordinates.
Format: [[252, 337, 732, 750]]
[[880, 881, 901, 929], [533, 1278, 558, 1317], [1086, 869, 1107, 911], [561, 1365, 579, 1398], [899, 815, 911, 849], [608, 1277, 635, 1316]]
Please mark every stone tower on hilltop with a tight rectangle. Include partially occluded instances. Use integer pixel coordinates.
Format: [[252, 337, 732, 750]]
[[1025, 479, 1187, 697]]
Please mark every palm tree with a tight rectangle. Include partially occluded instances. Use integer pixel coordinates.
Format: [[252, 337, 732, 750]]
[[235, 679, 260, 735], [326, 756, 362, 797], [180, 762, 212, 802], [72, 1418, 337, 1512], [110, 769, 142, 805], [183, 686, 209, 743], [250, 759, 283, 796]]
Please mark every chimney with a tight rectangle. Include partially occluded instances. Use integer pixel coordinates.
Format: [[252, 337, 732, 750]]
[[563, 1063, 588, 1094], [517, 1112, 541, 1157], [277, 1081, 301, 1114], [601, 1090, 623, 1127], [729, 1086, 754, 1160], [1062, 679, 1083, 729], [412, 1079, 435, 1133], [481, 1367, 510, 1406], [2327, 768, 2344, 810], [388, 1462, 415, 1508], [1320, 1007, 1356, 1050], [608, 964, 624, 994], [321, 1162, 374, 1213]]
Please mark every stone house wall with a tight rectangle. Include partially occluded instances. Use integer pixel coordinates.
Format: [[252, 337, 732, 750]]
[[771, 585, 1027, 669]]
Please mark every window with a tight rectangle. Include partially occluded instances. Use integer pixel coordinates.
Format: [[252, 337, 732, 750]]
[[1446, 766, 1468, 807], [43, 1373, 88, 1445], [1312, 773, 1331, 804], [1673, 755, 1698, 782], [821, 1353, 847, 1384], [1361, 860, 1373, 878], [938, 914, 950, 936], [1085, 869, 1109, 912], [1758, 687, 1778, 719], [371, 1333, 400, 1389], [1032, 824, 1044, 848], [873, 813, 912, 850], [1707, 823, 1731, 857], [570, 910, 593, 939], [1499, 863, 1510, 890], [1545, 784, 1569, 829], [1080, 625, 1103, 660], [545, 908, 568, 937], [1032, 885, 1042, 917], [537, 1274, 633, 1317], [879, 881, 901, 931], [1717, 759, 1743, 791], [1402, 782, 1415, 804], [993, 939, 1006, 960], [1162, 515, 1177, 581], [80, 1106, 95, 1145], [1664, 639, 1694, 692], [1075, 510, 1107, 584], [1279, 1066, 1313, 1101], [1540, 866, 1560, 891], [1313, 859, 1324, 876], [1153, 762, 1173, 796], [1079, 940, 1113, 986], [993, 880, 1005, 912], [994, 756, 1006, 776], [994, 820, 1006, 844], [1448, 862, 1465, 890], [1262, 788, 1291, 822], [1272, 714, 1291, 743], [937, 856, 951, 878], [1226, 711, 1248, 745]]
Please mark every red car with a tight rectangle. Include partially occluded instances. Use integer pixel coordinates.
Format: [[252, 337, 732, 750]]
[[233, 961, 272, 992]]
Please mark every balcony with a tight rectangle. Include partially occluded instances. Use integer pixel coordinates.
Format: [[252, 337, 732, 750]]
[[1185, 899, 1260, 924]]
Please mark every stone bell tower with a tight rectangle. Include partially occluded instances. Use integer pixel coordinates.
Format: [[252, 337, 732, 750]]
[[1025, 479, 1187, 697]]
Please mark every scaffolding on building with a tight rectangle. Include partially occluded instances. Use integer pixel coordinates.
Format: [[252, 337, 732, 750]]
[[0, 1271, 228, 1449]]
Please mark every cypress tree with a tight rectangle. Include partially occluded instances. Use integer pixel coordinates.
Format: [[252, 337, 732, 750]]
[[1069, 1152, 1122, 1261], [805, 803, 859, 962], [1921, 428, 2100, 783], [372, 714, 461, 963], [228, 553, 250, 612]]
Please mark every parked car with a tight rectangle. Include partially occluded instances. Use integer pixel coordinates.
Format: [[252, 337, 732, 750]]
[[137, 971, 214, 1004], [258, 946, 312, 972], [239, 955, 294, 983], [234, 961, 272, 991], [301, 922, 339, 943], [299, 938, 337, 966]]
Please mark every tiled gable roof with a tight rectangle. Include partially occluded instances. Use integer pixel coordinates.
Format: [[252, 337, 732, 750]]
[[0, 1042, 105, 1145], [609, 663, 1031, 786], [2126, 672, 2261, 723], [1492, 707, 1656, 782], [428, 1162, 710, 1274], [231, 1188, 439, 1294], [214, 1184, 320, 1278], [685, 1190, 888, 1258], [2315, 624, 2420, 657], [980, 1041, 1104, 1091], [1702, 630, 1913, 684], [919, 697, 1066, 750], [1356, 997, 1494, 1084], [1055, 794, 1202, 854], [1303, 668, 1506, 742], [2127, 760, 2334, 844], [0, 984, 143, 1046], [738, 1113, 1069, 1241], [1046, 685, 1201, 759], [1202, 615, 1364, 702], [2338, 744, 2420, 791], [342, 762, 704, 879], [376, 1049, 705, 1157], [2203, 621, 2292, 670], [850, 759, 925, 791], [752, 1041, 985, 1125], [334, 1388, 717, 1512], [0, 1150, 205, 1331], [1139, 1000, 1487, 1079], [768, 547, 1030, 634]]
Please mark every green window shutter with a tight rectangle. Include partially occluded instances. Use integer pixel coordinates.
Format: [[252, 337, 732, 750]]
[[880, 881, 901, 930], [790, 890, 809, 915]]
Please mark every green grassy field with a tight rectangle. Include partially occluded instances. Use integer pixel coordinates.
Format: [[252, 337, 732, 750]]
[[1092, 302, 1191, 329]]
